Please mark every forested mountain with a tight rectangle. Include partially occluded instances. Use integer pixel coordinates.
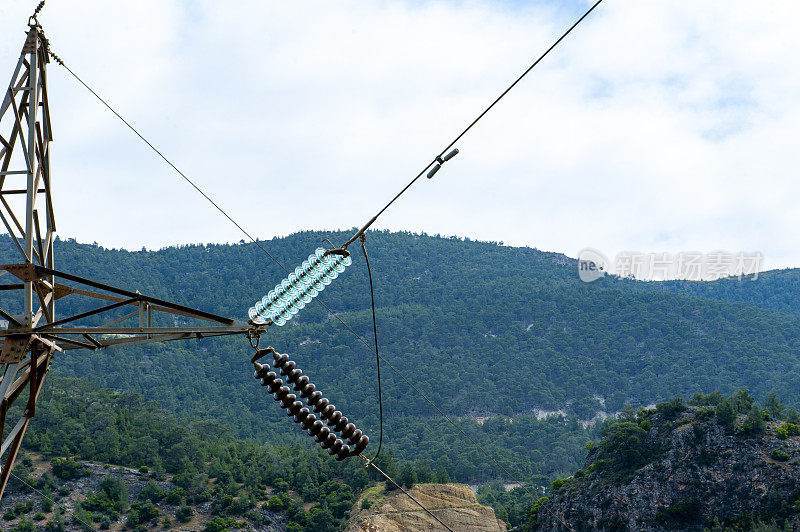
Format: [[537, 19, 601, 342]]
[[2, 231, 799, 486], [635, 268, 800, 317]]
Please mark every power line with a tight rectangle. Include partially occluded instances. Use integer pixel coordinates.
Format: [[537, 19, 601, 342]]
[[46, 0, 604, 499], [343, 0, 604, 247], [54, 60, 288, 273], [360, 235, 383, 462], [365, 459, 454, 532], [48, 50, 515, 482]]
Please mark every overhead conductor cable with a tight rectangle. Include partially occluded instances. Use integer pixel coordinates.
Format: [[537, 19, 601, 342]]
[[47, 0, 604, 522]]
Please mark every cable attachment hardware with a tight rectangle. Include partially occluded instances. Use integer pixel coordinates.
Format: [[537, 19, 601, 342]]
[[251, 348, 369, 461], [426, 148, 460, 179], [323, 247, 350, 258], [29, 1, 45, 27], [247, 329, 265, 350]]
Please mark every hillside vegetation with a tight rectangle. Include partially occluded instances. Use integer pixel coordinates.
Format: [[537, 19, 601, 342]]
[[2, 231, 800, 486], [531, 391, 800, 531], [2, 377, 425, 532]]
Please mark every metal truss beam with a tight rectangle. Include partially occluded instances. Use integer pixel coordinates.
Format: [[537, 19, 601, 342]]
[[0, 23, 261, 500], [0, 24, 56, 499]]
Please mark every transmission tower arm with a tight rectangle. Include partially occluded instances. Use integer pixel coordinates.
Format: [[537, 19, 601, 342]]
[[0, 263, 256, 351], [0, 21, 262, 500]]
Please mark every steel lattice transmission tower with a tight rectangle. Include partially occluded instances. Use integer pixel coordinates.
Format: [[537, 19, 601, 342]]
[[0, 22, 261, 499]]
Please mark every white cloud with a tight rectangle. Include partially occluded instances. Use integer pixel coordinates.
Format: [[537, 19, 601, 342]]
[[0, 0, 798, 268]]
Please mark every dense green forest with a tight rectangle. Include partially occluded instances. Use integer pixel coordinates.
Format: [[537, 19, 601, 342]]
[[6, 377, 374, 531], [2, 231, 800, 487], [1, 377, 591, 531], [636, 269, 800, 317]]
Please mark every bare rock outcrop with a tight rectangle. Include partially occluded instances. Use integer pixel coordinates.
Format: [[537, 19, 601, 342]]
[[535, 406, 800, 531], [349, 483, 506, 532]]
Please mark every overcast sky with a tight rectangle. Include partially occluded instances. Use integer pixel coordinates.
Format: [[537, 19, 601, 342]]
[[1, 1, 798, 269]]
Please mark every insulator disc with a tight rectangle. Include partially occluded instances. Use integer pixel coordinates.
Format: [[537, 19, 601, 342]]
[[300, 413, 317, 430], [308, 420, 324, 437], [265, 290, 282, 307], [279, 393, 296, 408], [327, 411, 342, 428], [314, 247, 329, 264], [315, 426, 331, 443], [320, 405, 335, 420], [273, 386, 290, 401], [257, 297, 272, 312], [323, 267, 338, 282], [309, 283, 322, 298], [353, 435, 369, 455], [280, 302, 298, 318], [287, 273, 306, 292], [341, 423, 356, 440], [294, 376, 310, 392], [321, 433, 337, 449], [296, 264, 311, 281], [294, 407, 310, 423], [300, 382, 315, 397], [317, 271, 333, 286], [335, 444, 351, 462], [287, 401, 303, 416], [331, 258, 347, 274], [328, 439, 344, 455], [348, 428, 362, 445], [280, 278, 300, 302], [313, 398, 330, 413], [306, 391, 322, 405], [335, 416, 349, 432]]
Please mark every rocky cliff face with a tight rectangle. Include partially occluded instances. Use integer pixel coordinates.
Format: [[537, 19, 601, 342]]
[[349, 483, 506, 532], [535, 406, 800, 531]]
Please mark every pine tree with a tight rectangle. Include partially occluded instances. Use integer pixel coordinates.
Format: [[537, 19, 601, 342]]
[[765, 392, 786, 420], [434, 465, 449, 484], [741, 404, 766, 436], [716, 399, 736, 430], [398, 462, 417, 488], [730, 390, 755, 414]]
